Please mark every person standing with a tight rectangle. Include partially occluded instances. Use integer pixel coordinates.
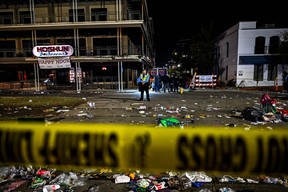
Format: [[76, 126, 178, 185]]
[[161, 73, 170, 93], [154, 74, 161, 92], [169, 74, 174, 92], [173, 74, 180, 93], [283, 71, 288, 93], [138, 69, 150, 101]]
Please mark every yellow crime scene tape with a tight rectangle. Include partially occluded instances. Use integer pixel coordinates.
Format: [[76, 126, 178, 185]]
[[0, 121, 287, 176]]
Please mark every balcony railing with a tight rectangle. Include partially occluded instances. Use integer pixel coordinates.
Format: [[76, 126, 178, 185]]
[[0, 10, 142, 25], [0, 46, 141, 58]]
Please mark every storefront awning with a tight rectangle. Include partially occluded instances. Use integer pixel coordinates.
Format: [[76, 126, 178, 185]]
[[239, 55, 284, 65]]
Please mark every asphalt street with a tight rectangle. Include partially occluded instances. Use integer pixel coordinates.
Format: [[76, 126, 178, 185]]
[[50, 87, 288, 129], [1, 87, 288, 192]]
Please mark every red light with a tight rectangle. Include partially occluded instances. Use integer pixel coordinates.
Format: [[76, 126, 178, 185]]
[[102, 67, 107, 70]]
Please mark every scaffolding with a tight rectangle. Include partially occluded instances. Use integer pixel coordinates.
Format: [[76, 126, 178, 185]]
[[0, 0, 155, 92]]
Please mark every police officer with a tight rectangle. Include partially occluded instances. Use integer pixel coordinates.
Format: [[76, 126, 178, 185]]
[[138, 69, 150, 101]]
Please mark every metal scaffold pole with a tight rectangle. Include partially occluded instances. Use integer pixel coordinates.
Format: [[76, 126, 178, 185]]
[[30, 0, 40, 92], [116, 0, 124, 92], [117, 27, 124, 92], [73, 0, 81, 93]]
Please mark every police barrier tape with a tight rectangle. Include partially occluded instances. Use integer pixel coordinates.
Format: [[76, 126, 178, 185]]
[[0, 122, 288, 176]]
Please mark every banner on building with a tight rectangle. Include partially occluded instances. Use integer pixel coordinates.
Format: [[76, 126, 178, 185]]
[[38, 57, 71, 69], [33, 45, 74, 57]]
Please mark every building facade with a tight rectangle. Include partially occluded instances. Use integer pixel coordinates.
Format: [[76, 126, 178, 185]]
[[0, 0, 154, 91], [214, 21, 288, 89]]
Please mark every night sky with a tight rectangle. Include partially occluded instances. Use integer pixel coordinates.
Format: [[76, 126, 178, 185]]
[[147, 1, 287, 66]]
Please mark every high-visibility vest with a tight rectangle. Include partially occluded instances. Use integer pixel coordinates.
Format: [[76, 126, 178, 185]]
[[140, 74, 149, 82]]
